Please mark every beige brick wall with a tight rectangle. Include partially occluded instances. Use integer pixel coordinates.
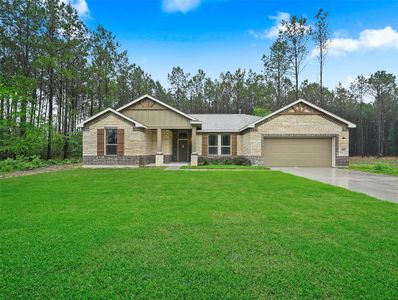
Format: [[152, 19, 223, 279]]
[[236, 134, 243, 156], [196, 134, 203, 155], [241, 114, 349, 157], [83, 113, 173, 156], [241, 130, 254, 156]]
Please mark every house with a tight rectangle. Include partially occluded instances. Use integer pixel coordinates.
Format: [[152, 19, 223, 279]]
[[77, 94, 356, 167]]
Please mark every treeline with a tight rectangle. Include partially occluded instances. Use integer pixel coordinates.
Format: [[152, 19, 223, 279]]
[[0, 1, 397, 160]]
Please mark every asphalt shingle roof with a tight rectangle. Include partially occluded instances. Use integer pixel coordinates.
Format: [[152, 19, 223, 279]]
[[190, 114, 262, 132]]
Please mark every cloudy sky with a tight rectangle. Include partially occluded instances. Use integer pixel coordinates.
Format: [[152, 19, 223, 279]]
[[70, 0, 397, 89]]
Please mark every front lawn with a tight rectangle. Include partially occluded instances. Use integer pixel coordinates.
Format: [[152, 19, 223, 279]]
[[1, 168, 397, 299], [350, 156, 398, 176]]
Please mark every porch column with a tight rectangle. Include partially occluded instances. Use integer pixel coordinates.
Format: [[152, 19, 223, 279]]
[[156, 128, 164, 166], [191, 126, 198, 166], [191, 126, 197, 154], [156, 128, 162, 154]]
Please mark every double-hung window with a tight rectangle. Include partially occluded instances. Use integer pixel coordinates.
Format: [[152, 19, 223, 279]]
[[221, 135, 231, 155], [208, 134, 218, 155], [105, 129, 117, 155], [208, 134, 231, 155]]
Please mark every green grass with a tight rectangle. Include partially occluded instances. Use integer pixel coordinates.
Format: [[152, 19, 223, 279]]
[[181, 164, 269, 170], [1, 168, 397, 299], [350, 156, 398, 176]]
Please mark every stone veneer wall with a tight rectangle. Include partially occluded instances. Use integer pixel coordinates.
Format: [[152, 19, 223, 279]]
[[83, 155, 173, 166]]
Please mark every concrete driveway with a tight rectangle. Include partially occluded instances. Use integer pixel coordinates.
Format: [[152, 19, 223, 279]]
[[273, 167, 398, 203]]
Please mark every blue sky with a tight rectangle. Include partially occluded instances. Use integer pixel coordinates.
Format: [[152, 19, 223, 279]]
[[71, 0, 398, 89]]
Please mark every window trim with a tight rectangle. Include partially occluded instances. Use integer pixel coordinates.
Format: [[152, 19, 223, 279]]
[[221, 134, 231, 156], [105, 128, 118, 156], [207, 133, 232, 156], [208, 134, 218, 156]]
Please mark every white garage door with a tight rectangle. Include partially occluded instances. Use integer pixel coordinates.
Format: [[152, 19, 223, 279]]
[[263, 138, 332, 167]]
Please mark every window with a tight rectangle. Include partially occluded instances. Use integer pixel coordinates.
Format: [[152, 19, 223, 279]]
[[106, 129, 117, 155], [208, 134, 218, 155], [221, 135, 231, 155], [178, 131, 188, 139]]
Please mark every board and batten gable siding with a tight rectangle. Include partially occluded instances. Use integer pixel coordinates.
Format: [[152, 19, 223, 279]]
[[119, 98, 193, 129], [241, 113, 348, 157]]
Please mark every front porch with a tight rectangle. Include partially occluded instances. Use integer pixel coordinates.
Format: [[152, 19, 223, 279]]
[[154, 127, 199, 167]]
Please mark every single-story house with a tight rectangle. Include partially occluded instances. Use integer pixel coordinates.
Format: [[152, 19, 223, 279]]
[[77, 94, 356, 167]]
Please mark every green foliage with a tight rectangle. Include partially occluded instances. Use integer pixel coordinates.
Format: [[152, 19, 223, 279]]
[[1, 169, 397, 298], [373, 163, 393, 172], [0, 124, 47, 157], [182, 165, 269, 170], [0, 155, 79, 173], [253, 106, 271, 116], [350, 157, 398, 177], [199, 156, 251, 166]]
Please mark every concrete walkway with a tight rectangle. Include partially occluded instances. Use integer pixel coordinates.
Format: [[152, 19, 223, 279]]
[[273, 167, 398, 203], [164, 163, 188, 170]]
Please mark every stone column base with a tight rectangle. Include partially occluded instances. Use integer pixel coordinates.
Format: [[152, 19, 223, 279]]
[[191, 153, 198, 166], [155, 154, 164, 167]]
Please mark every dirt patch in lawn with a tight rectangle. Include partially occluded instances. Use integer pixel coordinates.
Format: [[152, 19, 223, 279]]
[[0, 163, 81, 179]]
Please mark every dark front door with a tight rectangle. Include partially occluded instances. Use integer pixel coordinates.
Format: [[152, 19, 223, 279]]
[[178, 140, 189, 162]]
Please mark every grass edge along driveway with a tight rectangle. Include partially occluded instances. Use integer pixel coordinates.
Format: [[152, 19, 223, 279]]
[[1, 168, 397, 299]]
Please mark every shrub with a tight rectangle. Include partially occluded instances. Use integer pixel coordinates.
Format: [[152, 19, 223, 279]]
[[224, 159, 232, 165], [373, 163, 393, 172], [232, 156, 251, 166]]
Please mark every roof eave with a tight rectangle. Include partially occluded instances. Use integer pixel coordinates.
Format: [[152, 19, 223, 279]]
[[242, 99, 357, 130], [117, 94, 198, 122], [76, 108, 147, 129]]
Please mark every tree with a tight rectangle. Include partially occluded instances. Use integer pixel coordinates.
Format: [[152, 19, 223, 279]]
[[367, 71, 396, 157], [350, 75, 368, 157], [90, 24, 120, 111], [189, 69, 206, 113], [312, 9, 330, 107], [40, 0, 63, 159], [253, 106, 270, 116], [168, 67, 189, 110], [280, 15, 311, 100], [263, 38, 290, 109]]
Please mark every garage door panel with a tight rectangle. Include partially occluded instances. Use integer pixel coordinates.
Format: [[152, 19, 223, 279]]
[[263, 138, 332, 167]]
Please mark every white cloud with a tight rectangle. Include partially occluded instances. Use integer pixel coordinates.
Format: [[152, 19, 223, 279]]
[[248, 12, 290, 40], [63, 0, 90, 18], [328, 26, 398, 57], [162, 0, 201, 13]]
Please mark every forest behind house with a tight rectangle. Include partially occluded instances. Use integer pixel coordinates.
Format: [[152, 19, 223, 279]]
[[1, 0, 397, 165]]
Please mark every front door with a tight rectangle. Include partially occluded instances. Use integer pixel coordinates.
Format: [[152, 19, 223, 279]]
[[178, 140, 189, 162]]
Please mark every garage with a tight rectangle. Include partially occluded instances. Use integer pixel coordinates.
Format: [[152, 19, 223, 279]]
[[263, 138, 333, 167]]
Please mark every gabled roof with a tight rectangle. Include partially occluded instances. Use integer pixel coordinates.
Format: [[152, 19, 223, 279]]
[[77, 108, 147, 128], [116, 94, 201, 124], [240, 99, 356, 131], [190, 114, 262, 132]]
